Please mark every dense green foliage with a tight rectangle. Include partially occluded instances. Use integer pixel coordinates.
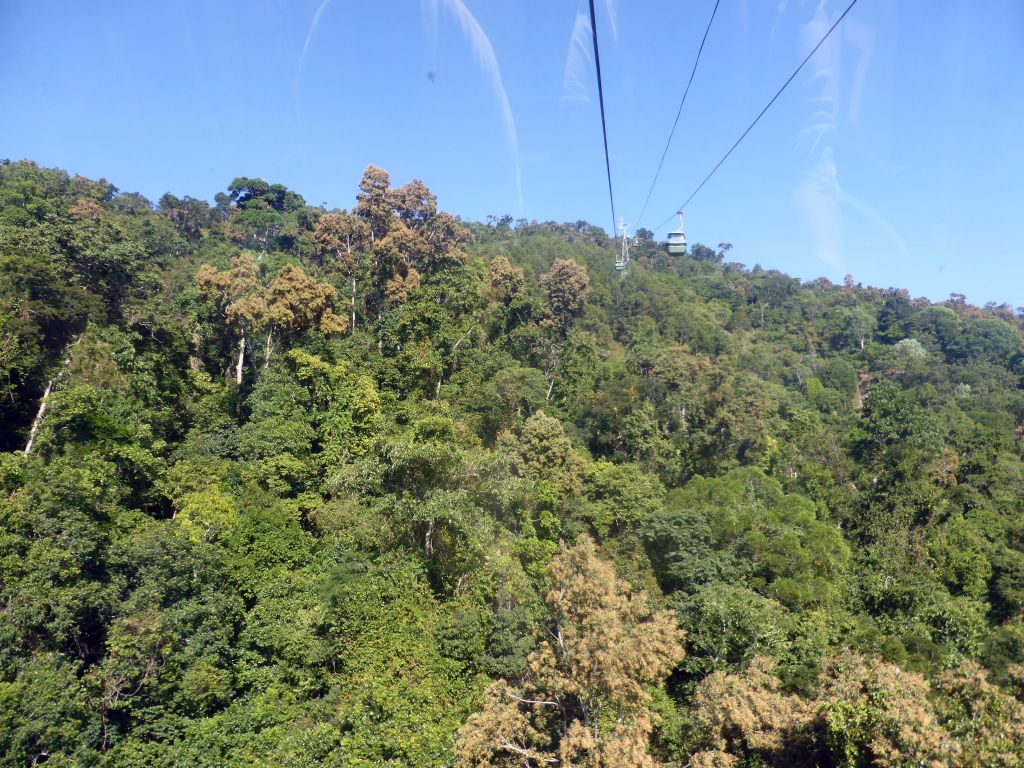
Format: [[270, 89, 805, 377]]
[[2, 158, 1023, 766]]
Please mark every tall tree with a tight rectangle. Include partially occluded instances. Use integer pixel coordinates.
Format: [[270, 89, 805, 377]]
[[261, 263, 347, 362], [352, 165, 396, 244], [196, 255, 263, 384], [536, 259, 592, 401], [540, 258, 591, 334], [312, 211, 368, 332], [198, 257, 347, 380], [157, 193, 212, 243]]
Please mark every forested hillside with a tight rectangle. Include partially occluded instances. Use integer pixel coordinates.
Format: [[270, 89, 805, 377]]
[[2, 158, 1024, 767]]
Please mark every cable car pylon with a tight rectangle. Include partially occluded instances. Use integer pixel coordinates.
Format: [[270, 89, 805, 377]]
[[615, 218, 630, 273]]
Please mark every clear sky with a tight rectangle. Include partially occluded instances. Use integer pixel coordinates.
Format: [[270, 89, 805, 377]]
[[2, 1, 1022, 306]]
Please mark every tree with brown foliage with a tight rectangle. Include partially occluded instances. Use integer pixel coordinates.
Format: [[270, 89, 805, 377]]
[[818, 652, 954, 768], [261, 263, 347, 363], [375, 221, 423, 310], [935, 661, 1024, 767], [312, 212, 368, 332], [539, 259, 590, 334], [454, 536, 684, 768], [350, 166, 469, 320], [688, 650, 1024, 768], [485, 255, 526, 306], [198, 256, 346, 381], [197, 254, 263, 384], [691, 656, 814, 768], [353, 164, 396, 243]]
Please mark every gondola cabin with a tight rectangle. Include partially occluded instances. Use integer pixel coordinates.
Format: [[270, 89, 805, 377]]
[[665, 211, 687, 255], [666, 230, 687, 254]]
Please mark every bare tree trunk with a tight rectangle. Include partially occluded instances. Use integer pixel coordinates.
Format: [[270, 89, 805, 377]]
[[235, 331, 246, 385], [350, 275, 356, 334], [24, 334, 81, 455], [425, 518, 435, 556], [436, 332, 470, 398], [23, 379, 53, 455], [189, 330, 203, 373], [263, 329, 274, 370], [546, 376, 555, 402]]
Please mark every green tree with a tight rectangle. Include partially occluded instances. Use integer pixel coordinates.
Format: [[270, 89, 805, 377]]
[[645, 468, 849, 608]]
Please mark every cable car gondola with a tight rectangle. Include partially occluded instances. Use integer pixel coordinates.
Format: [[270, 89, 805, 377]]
[[666, 211, 686, 255]]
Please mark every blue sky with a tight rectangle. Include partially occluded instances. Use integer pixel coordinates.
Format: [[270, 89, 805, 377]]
[[2, 0, 1022, 306]]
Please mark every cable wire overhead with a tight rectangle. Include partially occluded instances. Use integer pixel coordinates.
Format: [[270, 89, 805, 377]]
[[654, 0, 860, 232], [635, 0, 721, 230], [588, 0, 617, 233]]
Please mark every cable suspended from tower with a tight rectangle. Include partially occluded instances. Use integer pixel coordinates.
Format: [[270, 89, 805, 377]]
[[634, 0, 721, 232], [653, 0, 861, 233], [588, 0, 616, 234], [585, 0, 632, 273]]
